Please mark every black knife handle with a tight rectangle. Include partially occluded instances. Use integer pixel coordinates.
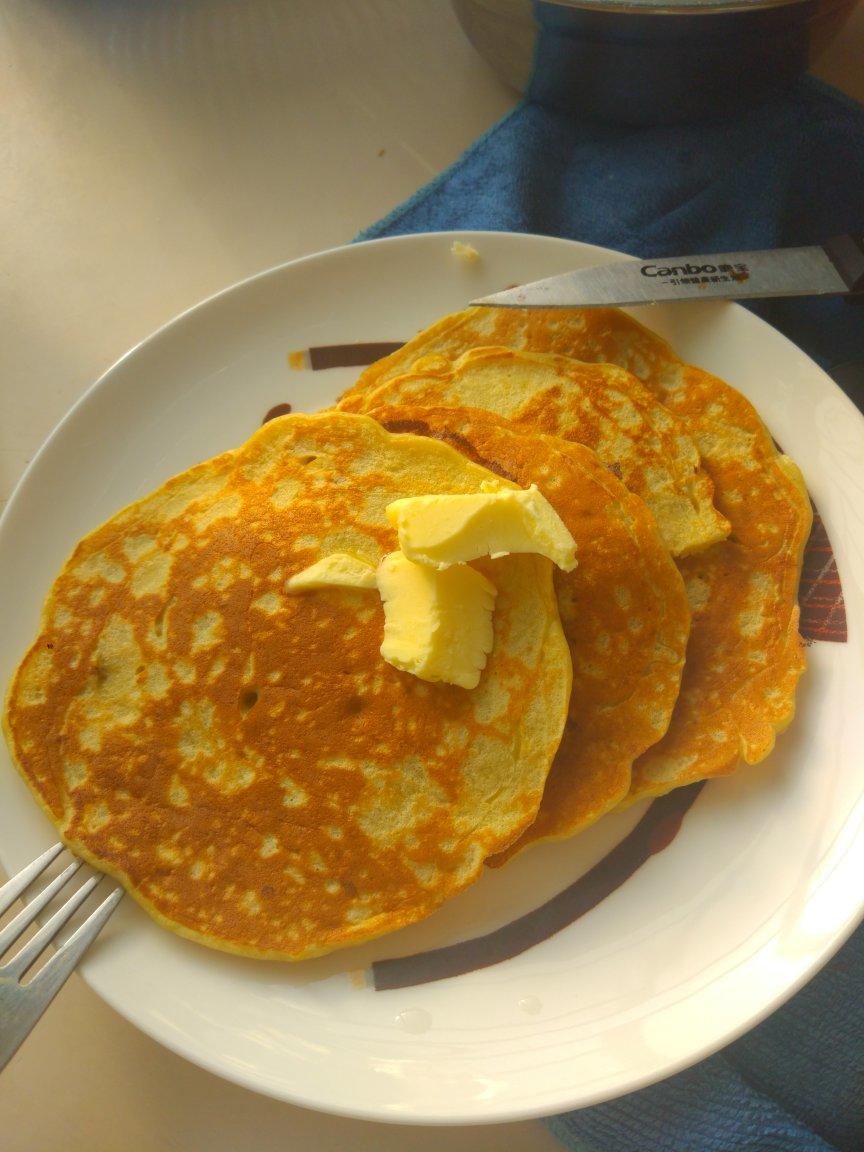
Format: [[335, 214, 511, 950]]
[[824, 233, 864, 295]]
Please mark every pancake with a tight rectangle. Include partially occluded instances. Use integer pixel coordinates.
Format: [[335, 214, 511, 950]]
[[342, 347, 729, 560], [368, 405, 690, 855], [564, 310, 813, 798], [342, 306, 812, 796], [3, 412, 572, 960]]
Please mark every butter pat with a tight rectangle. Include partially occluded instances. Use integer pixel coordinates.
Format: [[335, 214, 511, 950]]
[[286, 553, 377, 592], [377, 552, 497, 689], [385, 484, 577, 572]]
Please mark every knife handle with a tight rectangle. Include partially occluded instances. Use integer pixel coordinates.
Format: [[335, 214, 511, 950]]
[[825, 233, 864, 297]]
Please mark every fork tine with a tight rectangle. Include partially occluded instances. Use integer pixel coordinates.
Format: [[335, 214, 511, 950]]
[[1, 874, 100, 980], [0, 883, 123, 1074], [0, 859, 83, 959], [29, 887, 123, 997], [0, 843, 64, 917]]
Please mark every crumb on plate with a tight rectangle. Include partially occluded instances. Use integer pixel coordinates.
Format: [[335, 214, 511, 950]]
[[451, 240, 480, 263]]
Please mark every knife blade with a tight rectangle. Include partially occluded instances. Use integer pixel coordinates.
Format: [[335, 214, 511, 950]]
[[472, 235, 864, 309]]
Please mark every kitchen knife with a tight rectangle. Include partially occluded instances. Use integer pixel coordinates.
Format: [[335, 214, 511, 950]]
[[472, 235, 864, 309]]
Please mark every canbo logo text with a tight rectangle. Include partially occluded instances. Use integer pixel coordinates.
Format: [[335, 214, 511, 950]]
[[641, 262, 748, 277]]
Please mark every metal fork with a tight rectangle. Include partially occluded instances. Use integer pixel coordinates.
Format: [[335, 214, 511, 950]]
[[0, 843, 123, 1071]]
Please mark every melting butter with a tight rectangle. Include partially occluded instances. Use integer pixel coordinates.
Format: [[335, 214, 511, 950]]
[[286, 553, 377, 591], [385, 484, 576, 572], [284, 481, 571, 691], [377, 551, 497, 690]]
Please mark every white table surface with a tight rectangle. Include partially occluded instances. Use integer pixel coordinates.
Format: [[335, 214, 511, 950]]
[[1, 2, 861, 1147]]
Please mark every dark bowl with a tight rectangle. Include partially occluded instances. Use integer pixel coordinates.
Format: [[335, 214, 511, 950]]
[[453, 0, 858, 125]]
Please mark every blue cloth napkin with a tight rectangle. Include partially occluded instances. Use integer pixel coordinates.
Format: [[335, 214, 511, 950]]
[[357, 76, 864, 1150]]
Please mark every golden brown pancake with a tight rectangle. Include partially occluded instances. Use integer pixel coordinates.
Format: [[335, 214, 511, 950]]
[[342, 346, 729, 560], [567, 310, 813, 798], [342, 306, 812, 797], [368, 405, 690, 855], [3, 412, 572, 959]]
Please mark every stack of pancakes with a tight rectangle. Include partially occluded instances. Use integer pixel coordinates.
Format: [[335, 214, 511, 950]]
[[4, 307, 811, 960]]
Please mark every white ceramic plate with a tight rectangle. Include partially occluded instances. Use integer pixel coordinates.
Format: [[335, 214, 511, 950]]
[[2, 232, 863, 1124]]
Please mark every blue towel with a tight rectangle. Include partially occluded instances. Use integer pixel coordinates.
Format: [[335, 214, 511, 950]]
[[357, 76, 864, 1151]]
